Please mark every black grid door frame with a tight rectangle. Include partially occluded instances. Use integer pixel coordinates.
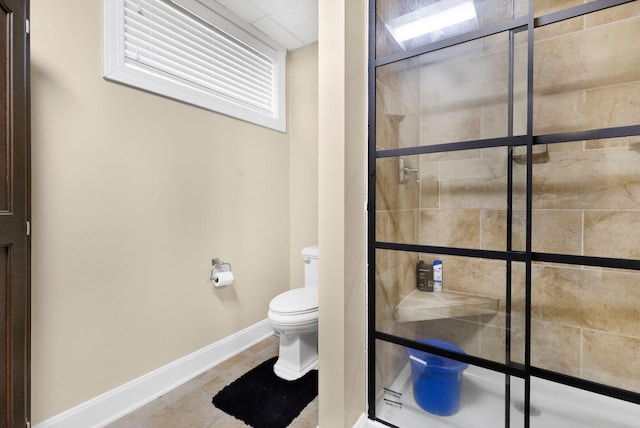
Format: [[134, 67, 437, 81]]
[[367, 1, 640, 427]]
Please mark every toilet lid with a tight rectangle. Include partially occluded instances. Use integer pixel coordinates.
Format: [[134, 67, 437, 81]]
[[269, 288, 318, 315]]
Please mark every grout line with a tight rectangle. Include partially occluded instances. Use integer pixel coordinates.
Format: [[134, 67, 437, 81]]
[[579, 327, 584, 379]]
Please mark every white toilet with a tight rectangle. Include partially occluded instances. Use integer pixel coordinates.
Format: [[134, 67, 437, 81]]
[[268, 245, 319, 380]]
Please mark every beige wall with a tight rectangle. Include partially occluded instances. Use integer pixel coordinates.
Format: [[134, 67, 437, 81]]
[[288, 45, 319, 286], [30, 1, 319, 423], [31, 0, 368, 425], [318, 0, 367, 426]]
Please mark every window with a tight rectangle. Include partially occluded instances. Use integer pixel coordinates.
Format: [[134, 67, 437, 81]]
[[103, 0, 287, 132]]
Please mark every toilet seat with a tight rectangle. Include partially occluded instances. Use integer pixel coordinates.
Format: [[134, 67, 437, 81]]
[[269, 288, 318, 316]]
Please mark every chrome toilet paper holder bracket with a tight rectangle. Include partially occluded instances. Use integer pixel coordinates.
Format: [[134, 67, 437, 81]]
[[210, 258, 232, 279]]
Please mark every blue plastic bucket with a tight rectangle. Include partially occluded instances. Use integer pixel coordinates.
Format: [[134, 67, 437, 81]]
[[406, 339, 468, 416]]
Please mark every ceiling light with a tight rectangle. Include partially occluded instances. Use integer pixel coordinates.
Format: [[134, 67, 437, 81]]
[[386, 0, 477, 43]]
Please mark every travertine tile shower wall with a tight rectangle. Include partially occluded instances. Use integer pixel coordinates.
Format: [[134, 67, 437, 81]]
[[375, 2, 640, 394]]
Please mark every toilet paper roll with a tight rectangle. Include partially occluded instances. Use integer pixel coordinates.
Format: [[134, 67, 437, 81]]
[[213, 271, 234, 287]]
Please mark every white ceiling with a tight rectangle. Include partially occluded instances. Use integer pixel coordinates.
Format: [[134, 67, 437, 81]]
[[213, 0, 318, 51]]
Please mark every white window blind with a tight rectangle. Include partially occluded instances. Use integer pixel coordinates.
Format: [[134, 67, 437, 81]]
[[104, 0, 287, 132]]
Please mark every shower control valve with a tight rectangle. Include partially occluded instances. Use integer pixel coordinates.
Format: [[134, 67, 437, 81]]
[[399, 157, 420, 184]]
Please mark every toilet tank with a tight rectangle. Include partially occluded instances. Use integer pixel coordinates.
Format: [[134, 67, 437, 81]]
[[301, 246, 319, 288]]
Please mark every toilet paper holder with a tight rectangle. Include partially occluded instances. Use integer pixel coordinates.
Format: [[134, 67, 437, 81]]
[[210, 258, 232, 279]]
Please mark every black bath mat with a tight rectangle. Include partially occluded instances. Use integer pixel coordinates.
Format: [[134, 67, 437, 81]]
[[212, 356, 318, 428]]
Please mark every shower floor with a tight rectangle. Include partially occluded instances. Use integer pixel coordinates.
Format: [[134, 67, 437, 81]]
[[376, 363, 640, 428]]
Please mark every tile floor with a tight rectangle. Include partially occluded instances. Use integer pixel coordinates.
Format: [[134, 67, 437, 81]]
[[107, 336, 318, 427]]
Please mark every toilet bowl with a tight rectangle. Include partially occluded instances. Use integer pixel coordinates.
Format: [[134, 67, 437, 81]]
[[268, 246, 319, 380]]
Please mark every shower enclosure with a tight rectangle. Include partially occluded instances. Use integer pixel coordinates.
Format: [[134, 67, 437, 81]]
[[367, 1, 640, 427]]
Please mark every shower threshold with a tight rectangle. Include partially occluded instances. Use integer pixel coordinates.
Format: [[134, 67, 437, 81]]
[[376, 363, 639, 428]]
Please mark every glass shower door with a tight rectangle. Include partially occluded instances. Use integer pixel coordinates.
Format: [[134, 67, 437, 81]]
[[368, 1, 640, 427]]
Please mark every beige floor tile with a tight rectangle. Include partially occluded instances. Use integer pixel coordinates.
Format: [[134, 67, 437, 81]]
[[107, 398, 168, 428], [107, 336, 317, 428], [207, 413, 250, 427]]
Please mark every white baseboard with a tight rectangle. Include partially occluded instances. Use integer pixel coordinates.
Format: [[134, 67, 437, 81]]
[[352, 413, 369, 427], [34, 319, 274, 428]]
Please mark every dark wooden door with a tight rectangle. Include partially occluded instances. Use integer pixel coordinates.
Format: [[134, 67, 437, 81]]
[[0, 0, 30, 426]]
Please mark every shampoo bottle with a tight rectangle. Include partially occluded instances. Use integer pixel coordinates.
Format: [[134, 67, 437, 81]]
[[433, 260, 442, 291], [416, 260, 433, 292]]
